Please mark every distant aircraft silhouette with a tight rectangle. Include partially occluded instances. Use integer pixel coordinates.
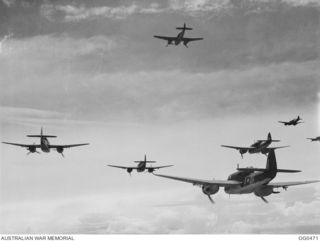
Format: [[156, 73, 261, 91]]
[[221, 132, 288, 158], [108, 154, 173, 175], [154, 23, 203, 48], [2, 127, 89, 157], [278, 116, 303, 126]]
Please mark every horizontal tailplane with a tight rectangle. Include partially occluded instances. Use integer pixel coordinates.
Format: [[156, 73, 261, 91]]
[[134, 161, 156, 163], [27, 135, 57, 138], [237, 167, 301, 173]]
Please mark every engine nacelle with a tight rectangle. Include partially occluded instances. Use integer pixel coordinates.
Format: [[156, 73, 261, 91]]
[[261, 149, 269, 154], [127, 168, 133, 173], [202, 185, 219, 196], [254, 186, 273, 197], [239, 149, 247, 154], [28, 146, 36, 153], [148, 168, 154, 173], [57, 147, 64, 154]]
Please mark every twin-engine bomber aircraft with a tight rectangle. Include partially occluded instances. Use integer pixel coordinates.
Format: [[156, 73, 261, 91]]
[[221, 132, 288, 158], [108, 155, 173, 175], [307, 136, 320, 142], [154, 150, 319, 203], [278, 116, 303, 126], [153, 23, 203, 48], [2, 128, 89, 157]]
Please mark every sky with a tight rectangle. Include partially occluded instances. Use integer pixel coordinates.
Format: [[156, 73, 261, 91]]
[[0, 0, 320, 234]]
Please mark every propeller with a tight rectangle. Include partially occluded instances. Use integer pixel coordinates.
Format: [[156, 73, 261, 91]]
[[207, 195, 214, 204], [27, 143, 40, 155], [260, 196, 268, 203], [60, 152, 64, 158]]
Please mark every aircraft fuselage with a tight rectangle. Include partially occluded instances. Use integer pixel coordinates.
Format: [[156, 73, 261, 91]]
[[137, 161, 146, 172], [224, 154, 277, 195], [285, 117, 301, 125], [225, 171, 272, 194], [248, 140, 271, 154], [310, 137, 320, 142], [174, 30, 185, 45], [40, 137, 50, 152]]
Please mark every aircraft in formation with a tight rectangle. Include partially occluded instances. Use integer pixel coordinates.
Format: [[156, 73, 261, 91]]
[[221, 132, 288, 158], [2, 128, 89, 157], [278, 116, 303, 126], [153, 23, 203, 48], [154, 150, 319, 204], [108, 154, 173, 175], [1, 20, 318, 204], [307, 136, 320, 142]]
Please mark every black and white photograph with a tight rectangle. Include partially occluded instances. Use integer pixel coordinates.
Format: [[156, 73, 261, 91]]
[[0, 0, 320, 236]]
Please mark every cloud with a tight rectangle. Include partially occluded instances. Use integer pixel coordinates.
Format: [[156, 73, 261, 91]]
[[283, 0, 320, 7], [0, 34, 12, 54], [1, 185, 319, 234], [167, 0, 320, 16], [0, 106, 63, 120], [2, 0, 319, 69], [1, 41, 319, 122], [1, 0, 15, 7], [39, 0, 320, 23], [41, 2, 164, 22], [0, 34, 116, 59]]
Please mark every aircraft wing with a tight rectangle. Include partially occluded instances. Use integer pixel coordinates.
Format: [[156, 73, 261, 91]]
[[278, 121, 288, 124], [150, 165, 174, 170], [2, 142, 41, 148], [154, 173, 241, 187], [267, 180, 320, 189], [220, 145, 254, 151], [49, 143, 89, 149], [153, 36, 176, 41], [107, 165, 138, 170], [182, 37, 203, 43], [265, 146, 289, 150]]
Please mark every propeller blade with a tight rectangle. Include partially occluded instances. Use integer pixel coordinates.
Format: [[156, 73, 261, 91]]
[[26, 152, 31, 155], [260, 196, 268, 203], [207, 195, 214, 204], [61, 153, 64, 158]]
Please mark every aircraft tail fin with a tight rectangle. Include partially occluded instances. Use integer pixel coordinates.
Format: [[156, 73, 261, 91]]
[[265, 150, 277, 178], [133, 155, 156, 163], [27, 128, 57, 138], [257, 132, 280, 142], [145, 155, 156, 163], [268, 132, 280, 142], [176, 23, 192, 30]]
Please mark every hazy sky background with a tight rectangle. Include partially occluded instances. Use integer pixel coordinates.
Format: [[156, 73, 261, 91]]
[[0, 0, 320, 234]]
